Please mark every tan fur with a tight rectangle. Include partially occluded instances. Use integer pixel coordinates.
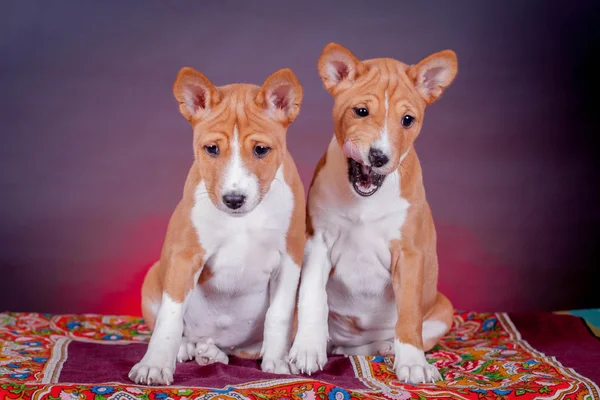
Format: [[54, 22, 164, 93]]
[[330, 311, 364, 334], [283, 151, 306, 266], [305, 152, 327, 238], [197, 266, 213, 285], [229, 349, 261, 360], [140, 262, 160, 331], [422, 292, 453, 351]]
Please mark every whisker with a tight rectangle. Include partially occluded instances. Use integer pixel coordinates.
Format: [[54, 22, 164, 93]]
[[399, 162, 411, 179], [193, 195, 211, 205]]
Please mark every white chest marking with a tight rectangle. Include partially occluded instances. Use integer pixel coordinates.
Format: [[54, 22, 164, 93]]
[[186, 166, 294, 347], [311, 138, 409, 256], [310, 139, 410, 342]]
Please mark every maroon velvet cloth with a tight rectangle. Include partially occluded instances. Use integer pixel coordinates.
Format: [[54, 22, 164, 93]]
[[510, 313, 600, 384], [60, 341, 365, 388]]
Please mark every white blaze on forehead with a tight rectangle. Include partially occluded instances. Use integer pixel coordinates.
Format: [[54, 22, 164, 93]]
[[223, 124, 245, 190], [221, 124, 260, 208], [223, 125, 251, 191], [373, 90, 392, 157]]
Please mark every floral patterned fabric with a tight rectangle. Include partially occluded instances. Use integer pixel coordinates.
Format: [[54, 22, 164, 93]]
[[0, 311, 598, 400]]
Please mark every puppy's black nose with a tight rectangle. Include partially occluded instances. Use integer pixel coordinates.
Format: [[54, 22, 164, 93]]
[[222, 193, 246, 210], [368, 148, 389, 168]]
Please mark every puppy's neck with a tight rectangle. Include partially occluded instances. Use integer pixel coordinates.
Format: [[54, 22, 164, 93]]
[[395, 146, 425, 203]]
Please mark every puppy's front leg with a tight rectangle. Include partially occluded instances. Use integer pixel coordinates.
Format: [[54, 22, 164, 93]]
[[289, 232, 331, 374], [261, 252, 301, 374], [390, 244, 441, 384], [129, 253, 202, 385]]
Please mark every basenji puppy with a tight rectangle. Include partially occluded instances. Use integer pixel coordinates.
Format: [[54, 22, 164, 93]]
[[289, 43, 457, 384], [129, 67, 306, 385]]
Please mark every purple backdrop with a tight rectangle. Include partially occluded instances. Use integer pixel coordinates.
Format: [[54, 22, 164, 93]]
[[1, 1, 598, 314]]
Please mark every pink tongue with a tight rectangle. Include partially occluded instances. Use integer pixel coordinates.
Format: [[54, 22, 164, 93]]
[[342, 140, 363, 164], [360, 164, 372, 187]]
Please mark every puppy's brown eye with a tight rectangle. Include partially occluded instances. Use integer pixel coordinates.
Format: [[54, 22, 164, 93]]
[[353, 107, 369, 117], [254, 145, 271, 158], [401, 115, 415, 128], [204, 145, 219, 157]]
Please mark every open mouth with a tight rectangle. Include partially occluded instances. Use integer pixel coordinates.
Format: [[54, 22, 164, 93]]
[[347, 158, 386, 197]]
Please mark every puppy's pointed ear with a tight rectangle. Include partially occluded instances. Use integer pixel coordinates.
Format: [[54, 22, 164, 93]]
[[256, 68, 303, 126], [173, 67, 222, 122], [408, 50, 458, 105], [318, 42, 366, 93]]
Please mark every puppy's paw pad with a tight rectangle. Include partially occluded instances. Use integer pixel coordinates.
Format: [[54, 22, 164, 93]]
[[195, 343, 229, 366], [261, 358, 292, 374], [128, 363, 173, 386]]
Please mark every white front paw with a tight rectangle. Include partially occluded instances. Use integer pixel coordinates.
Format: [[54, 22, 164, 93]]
[[395, 363, 441, 383], [262, 358, 294, 374], [288, 332, 328, 375], [128, 362, 174, 386], [393, 341, 441, 384]]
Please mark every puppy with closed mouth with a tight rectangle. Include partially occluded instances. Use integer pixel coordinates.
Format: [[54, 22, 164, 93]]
[[129, 66, 305, 385], [289, 43, 457, 384]]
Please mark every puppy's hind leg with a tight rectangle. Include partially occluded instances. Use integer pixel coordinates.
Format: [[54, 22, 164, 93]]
[[422, 292, 453, 352]]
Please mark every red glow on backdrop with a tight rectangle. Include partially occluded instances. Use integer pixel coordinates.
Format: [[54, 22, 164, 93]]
[[94, 261, 151, 316], [92, 216, 169, 316], [58, 216, 168, 316], [69, 216, 517, 316], [436, 223, 517, 312]]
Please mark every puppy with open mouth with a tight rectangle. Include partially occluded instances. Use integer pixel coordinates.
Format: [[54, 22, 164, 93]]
[[289, 43, 458, 384]]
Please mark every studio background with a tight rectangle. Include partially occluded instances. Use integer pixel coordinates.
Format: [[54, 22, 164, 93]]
[[1, 0, 598, 315]]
